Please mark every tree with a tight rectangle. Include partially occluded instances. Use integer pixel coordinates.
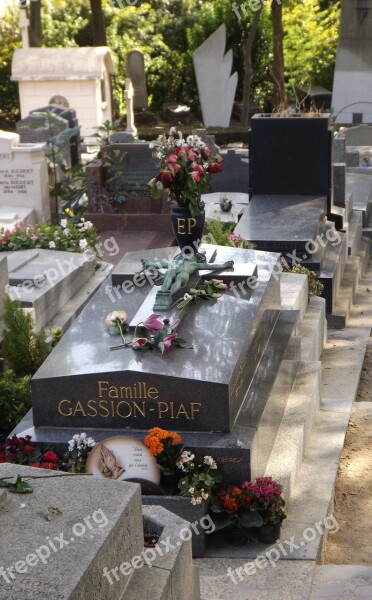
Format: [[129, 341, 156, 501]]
[[90, 0, 107, 46], [271, 0, 287, 109], [241, 6, 262, 127]]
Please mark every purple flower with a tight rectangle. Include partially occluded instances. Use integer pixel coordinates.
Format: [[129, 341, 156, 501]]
[[132, 338, 149, 350], [143, 314, 164, 331], [163, 333, 177, 350]]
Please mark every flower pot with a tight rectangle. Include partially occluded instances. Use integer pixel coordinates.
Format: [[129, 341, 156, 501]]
[[256, 521, 282, 544], [226, 526, 250, 546], [219, 200, 232, 212], [170, 203, 205, 256]]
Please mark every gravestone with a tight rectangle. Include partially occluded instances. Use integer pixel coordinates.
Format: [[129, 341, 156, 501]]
[[85, 142, 170, 231], [126, 50, 148, 110], [124, 78, 138, 139], [193, 24, 238, 127], [30, 104, 81, 165], [0, 130, 50, 223], [0, 463, 199, 598], [344, 124, 372, 146], [333, 136, 359, 167], [4, 249, 96, 330], [16, 245, 300, 487]]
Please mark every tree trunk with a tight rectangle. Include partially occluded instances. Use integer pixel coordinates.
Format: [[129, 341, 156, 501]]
[[90, 0, 107, 46], [241, 7, 262, 128], [271, 0, 287, 110], [29, 0, 42, 47]]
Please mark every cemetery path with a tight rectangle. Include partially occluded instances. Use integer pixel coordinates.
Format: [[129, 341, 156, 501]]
[[324, 345, 372, 565]]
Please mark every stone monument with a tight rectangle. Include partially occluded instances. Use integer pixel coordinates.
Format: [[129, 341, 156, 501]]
[[126, 49, 148, 110], [0, 130, 50, 223], [124, 78, 138, 139], [332, 0, 372, 123], [193, 24, 238, 128]]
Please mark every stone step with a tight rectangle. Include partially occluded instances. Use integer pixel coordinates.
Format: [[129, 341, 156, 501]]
[[301, 296, 327, 362], [263, 361, 321, 500], [280, 273, 308, 322], [347, 209, 363, 256], [309, 565, 372, 600], [326, 256, 360, 329], [318, 230, 348, 313]]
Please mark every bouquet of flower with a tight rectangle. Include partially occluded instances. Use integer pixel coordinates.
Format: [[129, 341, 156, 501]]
[[241, 477, 286, 526], [65, 433, 97, 473], [177, 452, 222, 505], [108, 312, 191, 354], [148, 128, 223, 217], [144, 427, 183, 476], [144, 427, 221, 504]]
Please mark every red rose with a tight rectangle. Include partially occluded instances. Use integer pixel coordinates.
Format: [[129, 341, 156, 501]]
[[6, 452, 16, 461], [156, 171, 174, 187], [208, 162, 223, 173], [23, 445, 35, 456], [41, 462, 55, 470], [43, 450, 58, 463], [31, 462, 41, 468]]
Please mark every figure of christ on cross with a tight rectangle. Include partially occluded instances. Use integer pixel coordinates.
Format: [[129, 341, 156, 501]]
[[141, 255, 234, 298]]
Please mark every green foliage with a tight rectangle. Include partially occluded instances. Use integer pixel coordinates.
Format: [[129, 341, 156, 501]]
[[204, 219, 254, 249], [0, 6, 21, 119], [2, 297, 51, 378], [283, 0, 340, 93], [0, 370, 31, 437], [0, 216, 99, 253]]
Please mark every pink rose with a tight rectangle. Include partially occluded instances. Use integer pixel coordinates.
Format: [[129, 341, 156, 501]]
[[132, 338, 149, 350], [191, 171, 201, 182]]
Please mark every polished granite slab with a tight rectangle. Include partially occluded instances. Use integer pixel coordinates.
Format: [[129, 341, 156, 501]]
[[17, 307, 299, 484], [31, 246, 281, 434], [234, 195, 327, 255]]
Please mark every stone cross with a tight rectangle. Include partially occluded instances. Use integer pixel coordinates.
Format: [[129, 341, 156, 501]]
[[19, 8, 30, 49], [124, 78, 138, 139]]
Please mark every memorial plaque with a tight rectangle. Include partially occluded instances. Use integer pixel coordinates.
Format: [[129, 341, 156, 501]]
[[101, 143, 157, 197], [85, 436, 160, 484]]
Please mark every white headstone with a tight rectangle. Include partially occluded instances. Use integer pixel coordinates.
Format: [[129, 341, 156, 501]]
[[193, 24, 238, 128], [124, 78, 138, 139], [0, 131, 50, 223], [126, 49, 148, 110]]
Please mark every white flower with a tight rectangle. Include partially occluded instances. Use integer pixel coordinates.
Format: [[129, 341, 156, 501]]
[[169, 127, 176, 134], [63, 228, 70, 236], [85, 221, 93, 229], [203, 456, 217, 469], [80, 218, 85, 222], [86, 437, 96, 448], [189, 487, 195, 494], [191, 496, 202, 505], [105, 310, 128, 326], [79, 239, 88, 249], [149, 142, 154, 149], [49, 241, 56, 249], [68, 440, 75, 452], [60, 219, 67, 228], [80, 433, 87, 440]]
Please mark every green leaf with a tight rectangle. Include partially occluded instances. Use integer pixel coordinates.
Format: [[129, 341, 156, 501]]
[[239, 511, 264, 528], [6, 475, 33, 494]]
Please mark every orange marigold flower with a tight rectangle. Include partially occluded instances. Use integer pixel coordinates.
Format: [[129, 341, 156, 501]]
[[144, 435, 164, 456], [169, 432, 182, 445]]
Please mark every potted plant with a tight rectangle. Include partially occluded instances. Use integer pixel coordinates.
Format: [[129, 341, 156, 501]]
[[211, 477, 286, 545], [148, 128, 223, 254]]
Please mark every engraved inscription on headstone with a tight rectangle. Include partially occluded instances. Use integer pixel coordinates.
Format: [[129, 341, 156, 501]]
[[101, 143, 158, 196]]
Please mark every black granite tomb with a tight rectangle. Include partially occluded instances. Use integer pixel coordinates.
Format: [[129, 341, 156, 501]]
[[15, 245, 300, 486]]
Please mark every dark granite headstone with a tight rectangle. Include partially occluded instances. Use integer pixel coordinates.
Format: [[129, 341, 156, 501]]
[[249, 114, 332, 210], [101, 143, 158, 196]]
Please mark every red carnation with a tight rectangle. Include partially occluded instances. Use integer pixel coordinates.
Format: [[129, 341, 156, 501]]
[[208, 162, 223, 174], [156, 171, 174, 188], [43, 450, 59, 463]]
